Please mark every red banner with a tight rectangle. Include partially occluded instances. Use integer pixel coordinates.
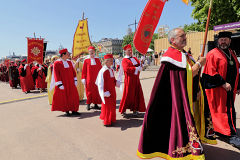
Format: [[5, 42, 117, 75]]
[[133, 0, 166, 55], [27, 38, 44, 64]]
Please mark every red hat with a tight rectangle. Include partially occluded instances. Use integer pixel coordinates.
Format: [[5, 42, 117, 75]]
[[21, 59, 26, 63], [88, 46, 95, 51], [104, 54, 113, 59], [59, 48, 68, 55], [123, 44, 132, 51]]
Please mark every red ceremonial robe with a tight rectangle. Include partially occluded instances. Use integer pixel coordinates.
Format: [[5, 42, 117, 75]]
[[18, 64, 35, 92], [36, 67, 47, 89], [119, 56, 146, 113], [96, 65, 117, 125], [52, 59, 79, 112], [202, 48, 240, 136], [82, 57, 102, 104]]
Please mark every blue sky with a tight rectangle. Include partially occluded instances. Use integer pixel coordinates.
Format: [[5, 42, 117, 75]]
[[0, 0, 196, 57]]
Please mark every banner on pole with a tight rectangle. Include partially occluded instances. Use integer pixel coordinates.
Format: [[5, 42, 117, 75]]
[[72, 19, 92, 58], [133, 0, 167, 55], [27, 38, 44, 64]]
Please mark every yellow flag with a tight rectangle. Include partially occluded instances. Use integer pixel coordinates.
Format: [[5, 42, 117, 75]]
[[72, 19, 92, 58], [182, 0, 189, 5]]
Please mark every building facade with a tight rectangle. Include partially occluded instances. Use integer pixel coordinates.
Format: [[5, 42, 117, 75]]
[[93, 38, 123, 55]]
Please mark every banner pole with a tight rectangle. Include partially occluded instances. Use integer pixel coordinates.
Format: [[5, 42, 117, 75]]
[[200, 0, 213, 57]]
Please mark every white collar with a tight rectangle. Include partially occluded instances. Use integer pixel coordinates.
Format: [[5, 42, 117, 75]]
[[58, 59, 69, 68], [124, 55, 131, 58]]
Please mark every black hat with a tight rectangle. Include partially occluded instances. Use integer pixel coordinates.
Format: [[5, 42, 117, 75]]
[[218, 31, 232, 39]]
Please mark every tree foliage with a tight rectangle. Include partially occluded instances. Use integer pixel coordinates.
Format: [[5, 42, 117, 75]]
[[122, 33, 158, 54], [184, 0, 240, 32]]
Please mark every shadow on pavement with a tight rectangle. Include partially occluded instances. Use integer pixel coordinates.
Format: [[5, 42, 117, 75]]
[[113, 118, 143, 131], [203, 144, 240, 160], [237, 128, 240, 137], [78, 111, 101, 119]]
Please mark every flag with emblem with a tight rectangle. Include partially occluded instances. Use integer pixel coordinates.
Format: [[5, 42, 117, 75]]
[[133, 0, 167, 54], [134, 0, 189, 55], [27, 38, 44, 64]]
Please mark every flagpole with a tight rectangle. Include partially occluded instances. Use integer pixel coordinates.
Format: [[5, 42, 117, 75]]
[[200, 0, 213, 57], [197, 0, 213, 92]]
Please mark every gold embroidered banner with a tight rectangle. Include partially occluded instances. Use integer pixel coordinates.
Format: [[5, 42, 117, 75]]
[[27, 38, 44, 64]]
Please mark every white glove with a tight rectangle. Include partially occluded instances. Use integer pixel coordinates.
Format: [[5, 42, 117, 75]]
[[75, 80, 78, 86], [104, 91, 111, 97], [81, 79, 86, 85], [24, 64, 28, 70], [59, 85, 64, 90], [138, 66, 142, 72], [116, 81, 121, 87]]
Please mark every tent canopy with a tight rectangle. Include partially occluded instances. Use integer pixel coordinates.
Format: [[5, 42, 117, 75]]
[[147, 48, 153, 52]]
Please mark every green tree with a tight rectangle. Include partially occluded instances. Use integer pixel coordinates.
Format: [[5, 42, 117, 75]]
[[189, 0, 240, 31], [122, 32, 159, 54]]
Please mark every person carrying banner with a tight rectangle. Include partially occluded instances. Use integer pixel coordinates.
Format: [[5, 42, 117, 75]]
[[96, 54, 120, 126], [81, 46, 102, 110], [74, 57, 84, 101], [119, 44, 146, 116], [51, 49, 80, 116], [202, 31, 240, 148], [18, 59, 35, 94], [137, 28, 206, 159]]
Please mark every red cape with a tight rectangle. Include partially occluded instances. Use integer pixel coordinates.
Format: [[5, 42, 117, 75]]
[[82, 58, 102, 104], [119, 57, 146, 113], [18, 65, 35, 92], [52, 60, 79, 112]]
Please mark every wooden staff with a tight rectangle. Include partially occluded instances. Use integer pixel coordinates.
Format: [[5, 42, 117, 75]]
[[197, 0, 213, 92], [200, 0, 213, 57]]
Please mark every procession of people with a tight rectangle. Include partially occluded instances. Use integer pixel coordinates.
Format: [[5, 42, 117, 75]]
[[0, 30, 240, 159]]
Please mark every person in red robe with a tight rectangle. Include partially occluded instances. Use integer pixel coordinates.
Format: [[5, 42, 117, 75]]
[[32, 63, 47, 92], [81, 46, 102, 110], [51, 48, 80, 116], [96, 54, 121, 126], [119, 44, 146, 116], [202, 31, 240, 148], [18, 59, 35, 94], [31, 63, 38, 85]]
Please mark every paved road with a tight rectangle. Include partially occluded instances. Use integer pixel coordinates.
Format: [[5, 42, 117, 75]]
[[0, 69, 240, 160]]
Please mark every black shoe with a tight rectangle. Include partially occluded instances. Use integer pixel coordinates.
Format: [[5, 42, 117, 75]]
[[65, 111, 71, 117], [104, 124, 112, 127], [86, 104, 90, 111], [94, 104, 101, 110], [72, 111, 81, 115]]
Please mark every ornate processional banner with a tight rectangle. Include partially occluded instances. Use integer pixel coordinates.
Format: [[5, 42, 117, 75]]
[[133, 0, 166, 55], [27, 38, 44, 64], [72, 19, 92, 58]]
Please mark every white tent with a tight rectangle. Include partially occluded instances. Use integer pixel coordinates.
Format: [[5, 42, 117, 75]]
[[147, 48, 153, 52]]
